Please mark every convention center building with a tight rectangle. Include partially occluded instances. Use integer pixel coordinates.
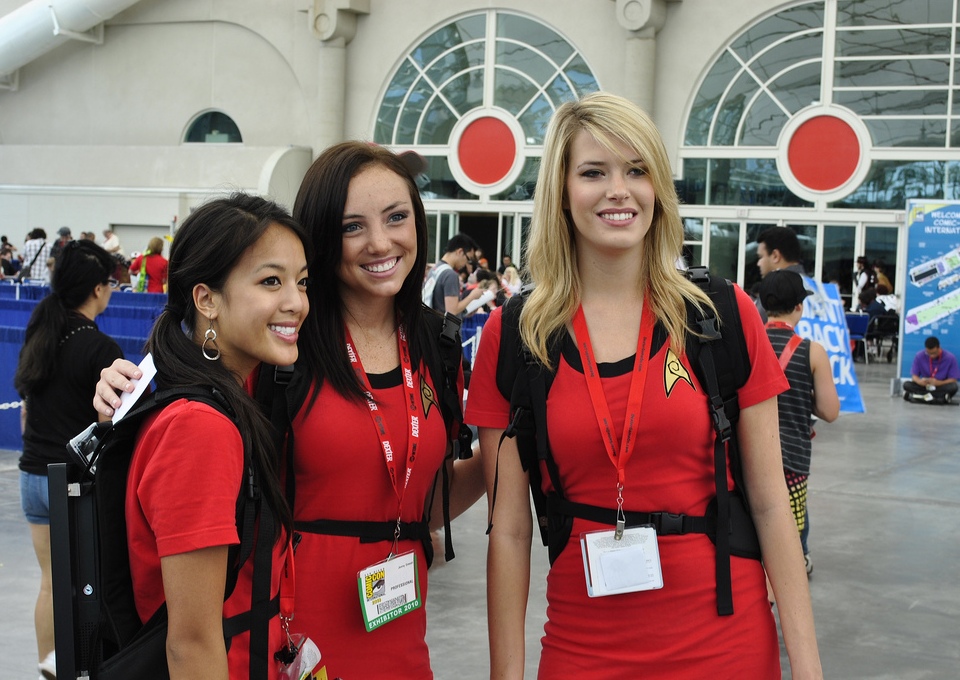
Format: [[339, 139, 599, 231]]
[[2, 0, 959, 301]]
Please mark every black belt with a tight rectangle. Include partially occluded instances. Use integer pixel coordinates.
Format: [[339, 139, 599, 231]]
[[549, 496, 715, 536], [294, 518, 430, 544]]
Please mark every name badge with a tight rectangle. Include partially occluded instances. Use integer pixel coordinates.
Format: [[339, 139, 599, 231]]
[[579, 525, 663, 597], [357, 551, 421, 632]]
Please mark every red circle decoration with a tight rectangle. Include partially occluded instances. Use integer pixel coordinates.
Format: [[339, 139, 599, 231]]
[[457, 117, 516, 186], [787, 115, 861, 192]]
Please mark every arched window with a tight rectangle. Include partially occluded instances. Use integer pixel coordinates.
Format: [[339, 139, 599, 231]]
[[679, 0, 960, 209], [184, 111, 243, 144], [374, 11, 599, 201]]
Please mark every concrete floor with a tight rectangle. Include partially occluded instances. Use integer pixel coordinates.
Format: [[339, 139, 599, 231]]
[[1, 361, 958, 678]]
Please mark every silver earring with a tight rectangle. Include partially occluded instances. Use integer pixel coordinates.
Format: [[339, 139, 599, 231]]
[[202, 324, 221, 361]]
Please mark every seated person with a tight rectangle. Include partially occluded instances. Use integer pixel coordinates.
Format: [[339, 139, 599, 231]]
[[903, 336, 960, 403], [858, 287, 885, 321], [875, 283, 900, 314]]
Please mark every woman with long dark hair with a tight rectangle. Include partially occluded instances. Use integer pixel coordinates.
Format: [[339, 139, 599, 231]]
[[15, 239, 123, 679], [125, 193, 308, 678], [96, 144, 484, 678]]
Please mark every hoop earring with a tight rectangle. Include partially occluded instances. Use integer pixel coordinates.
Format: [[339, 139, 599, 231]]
[[202, 325, 221, 361]]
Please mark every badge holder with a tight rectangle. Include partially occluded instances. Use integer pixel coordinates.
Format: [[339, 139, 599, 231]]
[[579, 493, 664, 598], [356, 521, 422, 632]]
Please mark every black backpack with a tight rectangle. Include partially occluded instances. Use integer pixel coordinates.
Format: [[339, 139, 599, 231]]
[[255, 307, 473, 566], [491, 267, 761, 616], [48, 386, 278, 680]]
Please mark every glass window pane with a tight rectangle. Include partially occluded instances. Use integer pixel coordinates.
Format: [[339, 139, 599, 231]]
[[750, 33, 823, 83], [709, 159, 813, 207], [496, 42, 557, 86], [544, 74, 574, 108], [418, 156, 479, 201], [822, 225, 856, 303], [439, 70, 484, 117], [784, 224, 819, 275], [496, 13, 573, 65], [836, 29, 952, 57], [185, 112, 242, 143], [494, 69, 539, 116], [730, 4, 824, 62], [395, 79, 434, 145], [835, 88, 948, 116], [683, 217, 704, 242], [491, 157, 540, 201], [946, 161, 960, 199], [425, 44, 485, 89], [682, 244, 703, 269], [675, 159, 708, 205], [714, 72, 761, 145], [953, 118, 960, 149], [376, 59, 419, 143], [741, 91, 788, 146], [517, 93, 554, 144], [564, 55, 600, 96], [709, 222, 743, 283], [829, 160, 946, 210], [864, 225, 898, 292], [864, 119, 947, 148], [837, 0, 954, 27], [425, 212, 440, 264], [767, 62, 822, 114], [834, 58, 949, 88], [417, 98, 459, 145], [412, 19, 480, 68], [685, 50, 741, 146]]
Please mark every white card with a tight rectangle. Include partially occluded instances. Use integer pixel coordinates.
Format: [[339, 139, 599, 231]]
[[580, 525, 664, 597], [112, 353, 157, 423], [357, 550, 421, 631]]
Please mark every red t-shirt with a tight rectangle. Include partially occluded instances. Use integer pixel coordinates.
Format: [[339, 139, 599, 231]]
[[129, 253, 168, 293], [288, 364, 453, 679], [126, 399, 285, 679], [465, 285, 789, 679]]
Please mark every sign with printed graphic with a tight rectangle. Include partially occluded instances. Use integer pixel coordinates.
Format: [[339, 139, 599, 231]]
[[795, 276, 865, 414], [902, 200, 960, 379]]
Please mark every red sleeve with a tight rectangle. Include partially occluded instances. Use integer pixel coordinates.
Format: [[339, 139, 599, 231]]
[[464, 306, 511, 429], [732, 284, 789, 409], [131, 400, 243, 558], [129, 254, 143, 274]]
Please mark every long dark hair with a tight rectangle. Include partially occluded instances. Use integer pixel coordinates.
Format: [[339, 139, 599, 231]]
[[14, 239, 114, 397], [293, 141, 430, 404], [147, 193, 309, 540]]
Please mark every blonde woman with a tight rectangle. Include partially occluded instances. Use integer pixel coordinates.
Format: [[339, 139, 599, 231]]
[[465, 92, 822, 678], [501, 265, 522, 297]]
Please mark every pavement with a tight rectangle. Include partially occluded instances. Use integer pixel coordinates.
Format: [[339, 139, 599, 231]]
[[1, 360, 958, 678]]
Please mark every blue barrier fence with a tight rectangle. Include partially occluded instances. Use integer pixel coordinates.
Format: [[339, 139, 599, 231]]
[[0, 283, 157, 451]]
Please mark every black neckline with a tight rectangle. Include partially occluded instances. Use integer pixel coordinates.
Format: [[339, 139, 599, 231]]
[[367, 365, 402, 389]]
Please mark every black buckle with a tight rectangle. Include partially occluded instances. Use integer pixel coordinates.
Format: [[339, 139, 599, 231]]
[[656, 512, 685, 535]]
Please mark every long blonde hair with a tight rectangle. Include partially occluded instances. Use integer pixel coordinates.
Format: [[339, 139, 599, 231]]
[[521, 91, 714, 367]]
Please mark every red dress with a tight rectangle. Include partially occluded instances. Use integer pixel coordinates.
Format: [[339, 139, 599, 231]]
[[289, 364, 452, 679], [126, 399, 286, 679], [466, 286, 789, 679]]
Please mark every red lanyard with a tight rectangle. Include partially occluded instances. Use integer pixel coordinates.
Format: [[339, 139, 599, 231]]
[[572, 300, 656, 511], [929, 353, 939, 378], [345, 324, 423, 513]]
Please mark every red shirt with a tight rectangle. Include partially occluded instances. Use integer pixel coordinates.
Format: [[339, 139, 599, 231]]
[[126, 399, 285, 679], [129, 253, 168, 293]]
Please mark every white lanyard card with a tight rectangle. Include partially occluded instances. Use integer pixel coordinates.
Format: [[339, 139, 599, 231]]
[[580, 525, 664, 598], [357, 551, 421, 632]]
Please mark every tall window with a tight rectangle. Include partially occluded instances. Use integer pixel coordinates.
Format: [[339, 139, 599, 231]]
[[184, 111, 243, 144], [374, 11, 600, 201], [678, 0, 960, 209]]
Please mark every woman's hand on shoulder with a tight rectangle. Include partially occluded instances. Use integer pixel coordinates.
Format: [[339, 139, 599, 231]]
[[93, 358, 143, 419]]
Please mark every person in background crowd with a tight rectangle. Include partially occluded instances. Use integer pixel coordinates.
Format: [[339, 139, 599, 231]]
[[501, 265, 522, 297], [466, 92, 821, 678], [101, 228, 124, 258], [128, 236, 170, 293], [14, 240, 123, 680], [903, 336, 960, 404], [80, 231, 96, 241], [49, 227, 73, 261], [422, 233, 485, 316], [873, 260, 892, 293], [875, 283, 900, 314], [852, 256, 877, 311], [497, 253, 513, 275], [760, 269, 839, 579], [754, 226, 806, 322], [21, 229, 52, 282], [858, 287, 885, 321]]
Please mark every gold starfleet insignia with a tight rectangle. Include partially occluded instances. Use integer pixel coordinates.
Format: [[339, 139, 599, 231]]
[[664, 348, 694, 397], [420, 374, 439, 418]]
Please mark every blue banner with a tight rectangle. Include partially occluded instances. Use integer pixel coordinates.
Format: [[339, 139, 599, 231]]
[[901, 200, 960, 379], [795, 276, 865, 414]]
